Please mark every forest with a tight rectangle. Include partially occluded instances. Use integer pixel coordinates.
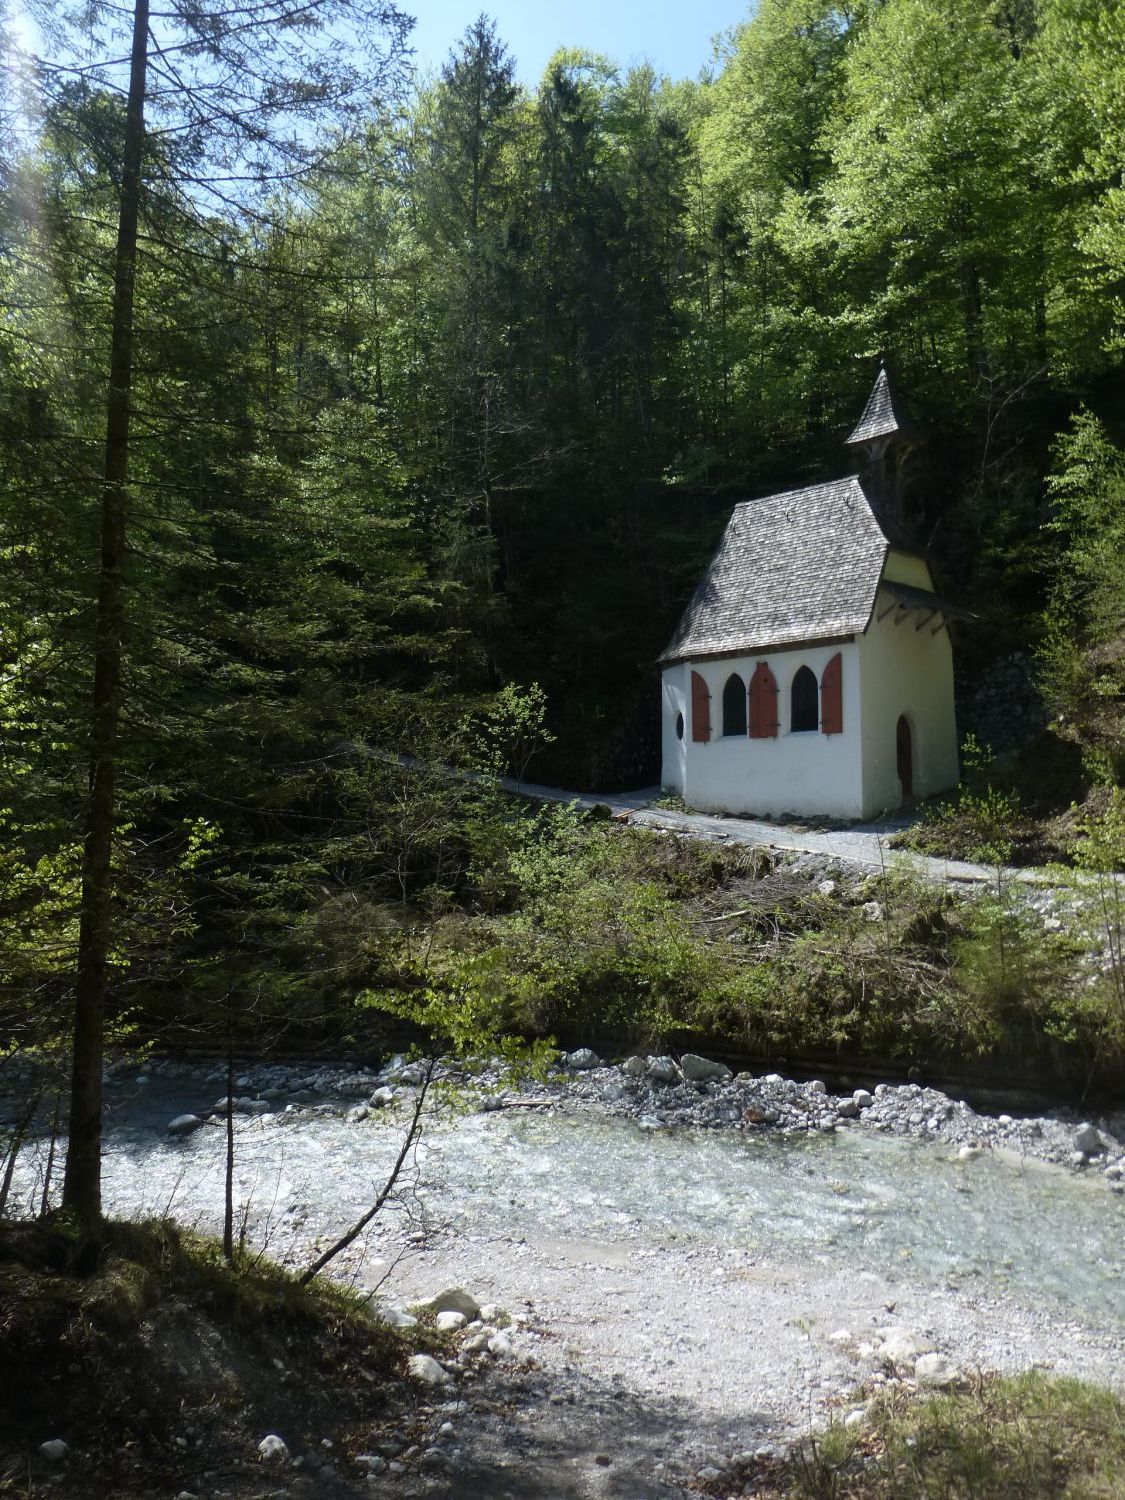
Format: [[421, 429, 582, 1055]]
[[3, 0, 1125, 1198]]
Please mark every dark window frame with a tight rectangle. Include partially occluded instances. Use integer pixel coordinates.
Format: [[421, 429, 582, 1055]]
[[722, 672, 748, 736], [791, 665, 818, 732]]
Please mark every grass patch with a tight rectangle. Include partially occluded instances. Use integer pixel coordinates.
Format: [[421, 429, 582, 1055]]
[[0, 1216, 411, 1495], [745, 1374, 1125, 1498]]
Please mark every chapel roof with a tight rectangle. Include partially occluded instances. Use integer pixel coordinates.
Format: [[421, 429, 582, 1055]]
[[659, 474, 915, 665], [845, 364, 921, 448]]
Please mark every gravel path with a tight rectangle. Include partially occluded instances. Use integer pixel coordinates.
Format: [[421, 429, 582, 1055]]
[[503, 779, 1037, 886]]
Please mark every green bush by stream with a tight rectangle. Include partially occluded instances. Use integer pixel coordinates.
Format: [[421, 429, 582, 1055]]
[[394, 802, 1125, 1092]]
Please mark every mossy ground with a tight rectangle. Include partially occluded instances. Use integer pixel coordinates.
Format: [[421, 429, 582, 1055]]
[[732, 1374, 1125, 1499], [0, 1217, 416, 1496]]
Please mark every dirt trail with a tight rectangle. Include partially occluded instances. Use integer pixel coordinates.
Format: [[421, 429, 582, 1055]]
[[502, 779, 1034, 886]]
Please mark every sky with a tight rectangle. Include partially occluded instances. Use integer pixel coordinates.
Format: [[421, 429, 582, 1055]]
[[404, 0, 753, 85]]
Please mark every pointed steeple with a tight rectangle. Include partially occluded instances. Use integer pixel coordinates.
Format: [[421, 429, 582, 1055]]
[[845, 363, 922, 454], [846, 364, 924, 531]]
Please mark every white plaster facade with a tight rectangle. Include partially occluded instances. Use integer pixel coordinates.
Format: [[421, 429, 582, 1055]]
[[661, 553, 959, 821]]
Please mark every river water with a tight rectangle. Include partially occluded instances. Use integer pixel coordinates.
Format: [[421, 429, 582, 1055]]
[[13, 1070, 1120, 1330]]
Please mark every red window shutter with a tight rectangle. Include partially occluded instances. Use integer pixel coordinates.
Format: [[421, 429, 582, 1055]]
[[748, 662, 779, 739], [690, 671, 711, 742], [821, 652, 843, 735]]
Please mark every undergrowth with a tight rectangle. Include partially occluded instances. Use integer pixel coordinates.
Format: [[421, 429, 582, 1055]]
[[0, 1216, 410, 1493], [771, 1373, 1125, 1500], [384, 803, 1124, 1090]]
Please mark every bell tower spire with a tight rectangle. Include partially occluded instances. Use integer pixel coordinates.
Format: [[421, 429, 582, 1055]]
[[845, 363, 923, 523]]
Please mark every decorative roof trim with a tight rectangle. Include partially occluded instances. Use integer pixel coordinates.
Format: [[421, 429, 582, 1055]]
[[878, 580, 977, 622], [661, 632, 857, 669]]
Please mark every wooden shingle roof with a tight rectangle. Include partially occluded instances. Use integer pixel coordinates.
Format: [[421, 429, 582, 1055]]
[[845, 365, 921, 448], [660, 475, 915, 665]]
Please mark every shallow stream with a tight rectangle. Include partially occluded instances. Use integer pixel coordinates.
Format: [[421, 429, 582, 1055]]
[[14, 1072, 1121, 1329]]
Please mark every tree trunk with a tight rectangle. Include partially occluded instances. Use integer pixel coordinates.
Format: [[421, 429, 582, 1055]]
[[62, 0, 149, 1226]]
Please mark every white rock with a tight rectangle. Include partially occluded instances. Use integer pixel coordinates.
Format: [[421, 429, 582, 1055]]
[[997, 1114, 1013, 1126], [380, 1305, 417, 1329], [915, 1352, 961, 1387], [622, 1055, 649, 1077], [764, 1073, 784, 1084], [38, 1440, 69, 1462], [355, 1454, 387, 1474], [828, 1329, 853, 1347], [347, 1105, 370, 1123], [836, 1099, 859, 1118], [478, 1303, 501, 1322], [167, 1114, 202, 1136], [646, 1056, 681, 1083], [679, 1053, 732, 1083], [853, 1089, 874, 1108], [878, 1327, 929, 1366], [258, 1434, 290, 1465], [817, 880, 837, 898], [564, 1048, 601, 1071], [407, 1354, 450, 1386], [487, 1331, 513, 1358], [1075, 1123, 1103, 1156], [414, 1287, 481, 1321], [369, 1086, 395, 1108], [436, 1310, 466, 1333], [809, 1079, 827, 1094], [958, 1144, 981, 1161], [863, 901, 885, 922]]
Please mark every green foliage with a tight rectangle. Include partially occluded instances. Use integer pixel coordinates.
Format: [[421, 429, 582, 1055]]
[[467, 681, 556, 784], [790, 1373, 1125, 1500], [1038, 409, 1125, 778], [901, 736, 1021, 865], [5, 0, 1125, 1080]]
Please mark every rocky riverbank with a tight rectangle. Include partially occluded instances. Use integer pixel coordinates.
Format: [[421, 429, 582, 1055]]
[[5, 1050, 1124, 1499], [100, 1046, 1125, 1194]]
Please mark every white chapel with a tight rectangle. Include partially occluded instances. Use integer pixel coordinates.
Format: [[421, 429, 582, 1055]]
[[659, 369, 965, 821]]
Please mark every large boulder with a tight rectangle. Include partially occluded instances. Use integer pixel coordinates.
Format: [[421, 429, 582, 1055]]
[[564, 1048, 601, 1071], [411, 1287, 481, 1321], [915, 1352, 962, 1388], [679, 1053, 732, 1084], [407, 1354, 450, 1386], [167, 1114, 202, 1136], [258, 1435, 290, 1465], [646, 1056, 681, 1084]]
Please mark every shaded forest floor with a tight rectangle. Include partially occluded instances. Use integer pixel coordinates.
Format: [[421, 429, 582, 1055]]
[[0, 1218, 420, 1498]]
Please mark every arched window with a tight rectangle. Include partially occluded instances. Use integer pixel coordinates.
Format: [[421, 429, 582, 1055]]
[[722, 673, 747, 736], [791, 666, 818, 732]]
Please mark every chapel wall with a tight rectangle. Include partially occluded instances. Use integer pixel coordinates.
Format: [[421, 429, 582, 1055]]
[[857, 585, 960, 815], [661, 642, 865, 819]]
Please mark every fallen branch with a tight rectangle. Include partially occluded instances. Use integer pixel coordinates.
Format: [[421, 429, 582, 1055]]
[[478, 1098, 553, 1112], [299, 1059, 434, 1286]]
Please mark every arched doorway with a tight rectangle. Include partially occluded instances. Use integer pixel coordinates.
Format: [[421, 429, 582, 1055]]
[[896, 715, 913, 799]]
